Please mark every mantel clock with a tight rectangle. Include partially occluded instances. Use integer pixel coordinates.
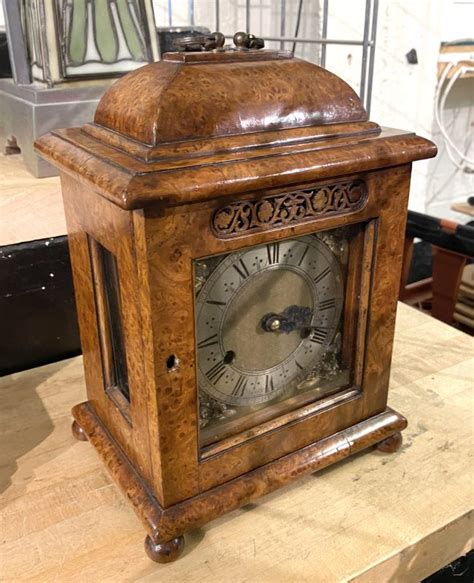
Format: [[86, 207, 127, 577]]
[[35, 32, 437, 563]]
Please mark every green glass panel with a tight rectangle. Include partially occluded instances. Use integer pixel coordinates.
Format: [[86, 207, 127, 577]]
[[68, 0, 87, 64], [95, 0, 118, 63], [116, 0, 145, 61]]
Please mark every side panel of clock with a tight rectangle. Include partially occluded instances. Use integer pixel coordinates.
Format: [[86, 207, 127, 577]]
[[60, 174, 161, 499], [142, 165, 412, 498]]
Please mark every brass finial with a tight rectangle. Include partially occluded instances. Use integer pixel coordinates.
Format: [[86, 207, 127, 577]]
[[233, 32, 265, 50]]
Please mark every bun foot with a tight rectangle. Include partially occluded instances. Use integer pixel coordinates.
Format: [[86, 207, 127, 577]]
[[72, 420, 88, 442], [376, 431, 403, 453], [144, 535, 185, 563]]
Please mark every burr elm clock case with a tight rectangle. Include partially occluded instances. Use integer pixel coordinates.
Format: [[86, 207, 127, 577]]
[[35, 39, 437, 563]]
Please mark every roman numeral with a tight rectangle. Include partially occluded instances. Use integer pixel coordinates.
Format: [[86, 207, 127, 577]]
[[313, 266, 331, 284], [206, 299, 226, 307], [206, 360, 227, 383], [231, 375, 248, 397], [310, 327, 327, 344], [297, 245, 309, 266], [265, 374, 275, 393], [266, 242, 280, 265], [319, 298, 336, 311], [233, 258, 250, 280], [197, 334, 219, 349]]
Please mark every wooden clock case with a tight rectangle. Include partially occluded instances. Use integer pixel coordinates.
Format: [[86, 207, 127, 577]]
[[35, 48, 437, 563]]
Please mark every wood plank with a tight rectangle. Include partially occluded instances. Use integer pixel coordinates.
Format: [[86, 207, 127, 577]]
[[451, 201, 474, 218], [0, 154, 65, 246], [0, 303, 472, 582]]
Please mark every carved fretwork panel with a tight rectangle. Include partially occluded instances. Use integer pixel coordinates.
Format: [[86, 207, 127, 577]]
[[212, 180, 368, 238]]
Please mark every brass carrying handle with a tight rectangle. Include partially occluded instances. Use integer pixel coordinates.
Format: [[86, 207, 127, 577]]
[[173, 32, 225, 52], [173, 31, 265, 52]]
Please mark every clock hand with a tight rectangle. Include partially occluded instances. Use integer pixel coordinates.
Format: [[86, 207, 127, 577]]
[[261, 305, 313, 333]]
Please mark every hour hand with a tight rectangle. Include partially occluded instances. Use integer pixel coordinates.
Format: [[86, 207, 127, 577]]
[[261, 305, 313, 333]]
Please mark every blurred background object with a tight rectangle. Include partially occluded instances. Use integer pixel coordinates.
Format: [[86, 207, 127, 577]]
[[34, 0, 157, 81], [5, 0, 160, 86], [0, 0, 160, 177], [400, 210, 474, 331], [0, 25, 11, 77], [435, 40, 474, 175]]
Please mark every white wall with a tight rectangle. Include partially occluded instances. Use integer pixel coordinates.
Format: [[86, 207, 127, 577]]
[[368, 0, 473, 220]]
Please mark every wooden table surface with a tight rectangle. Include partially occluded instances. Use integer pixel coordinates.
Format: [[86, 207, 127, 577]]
[[0, 304, 472, 583], [0, 154, 65, 246]]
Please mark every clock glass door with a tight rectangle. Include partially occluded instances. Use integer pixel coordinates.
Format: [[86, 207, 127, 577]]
[[194, 223, 370, 452]]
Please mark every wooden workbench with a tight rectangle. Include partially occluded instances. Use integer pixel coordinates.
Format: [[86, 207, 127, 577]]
[[0, 304, 472, 582], [0, 154, 64, 246]]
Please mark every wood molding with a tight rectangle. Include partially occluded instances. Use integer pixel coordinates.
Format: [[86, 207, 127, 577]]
[[35, 129, 437, 210], [72, 400, 407, 544]]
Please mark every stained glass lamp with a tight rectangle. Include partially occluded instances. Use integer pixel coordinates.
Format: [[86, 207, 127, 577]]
[[22, 0, 159, 85], [0, 0, 159, 177]]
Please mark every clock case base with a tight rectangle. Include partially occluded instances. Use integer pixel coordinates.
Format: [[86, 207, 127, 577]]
[[72, 400, 406, 563]]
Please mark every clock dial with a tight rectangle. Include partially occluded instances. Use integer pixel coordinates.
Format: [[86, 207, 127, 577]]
[[196, 235, 343, 407]]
